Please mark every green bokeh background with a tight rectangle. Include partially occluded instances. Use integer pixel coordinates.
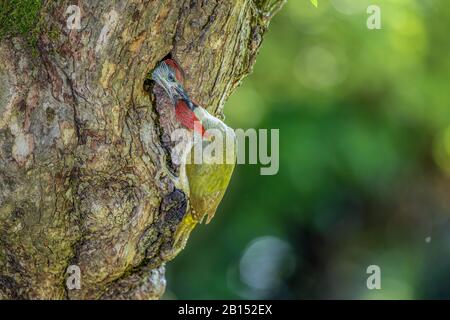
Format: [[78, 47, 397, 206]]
[[166, 0, 450, 299]]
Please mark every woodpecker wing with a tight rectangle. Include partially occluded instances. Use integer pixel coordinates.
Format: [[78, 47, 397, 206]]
[[186, 121, 236, 224]]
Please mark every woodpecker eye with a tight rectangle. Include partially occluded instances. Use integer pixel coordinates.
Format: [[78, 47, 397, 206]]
[[168, 73, 175, 82]]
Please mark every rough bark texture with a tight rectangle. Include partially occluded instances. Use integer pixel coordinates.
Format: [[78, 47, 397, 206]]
[[0, 0, 283, 299]]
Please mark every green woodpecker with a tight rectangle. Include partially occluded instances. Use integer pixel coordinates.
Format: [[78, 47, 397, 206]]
[[152, 59, 237, 248]]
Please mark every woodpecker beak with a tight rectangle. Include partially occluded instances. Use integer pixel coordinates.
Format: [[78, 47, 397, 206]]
[[174, 86, 190, 103], [164, 81, 186, 105], [173, 90, 196, 113]]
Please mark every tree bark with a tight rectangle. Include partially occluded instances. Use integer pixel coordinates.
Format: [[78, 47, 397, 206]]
[[0, 0, 283, 299]]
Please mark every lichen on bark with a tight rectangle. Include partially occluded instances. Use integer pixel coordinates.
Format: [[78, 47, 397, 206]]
[[0, 0, 284, 299]]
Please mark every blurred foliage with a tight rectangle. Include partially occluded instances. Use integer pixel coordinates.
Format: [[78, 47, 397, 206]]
[[166, 0, 450, 299]]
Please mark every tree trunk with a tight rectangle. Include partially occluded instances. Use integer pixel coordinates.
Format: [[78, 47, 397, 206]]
[[0, 0, 283, 299]]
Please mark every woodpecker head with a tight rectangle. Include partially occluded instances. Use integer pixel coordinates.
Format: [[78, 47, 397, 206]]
[[163, 59, 185, 84], [152, 59, 189, 105]]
